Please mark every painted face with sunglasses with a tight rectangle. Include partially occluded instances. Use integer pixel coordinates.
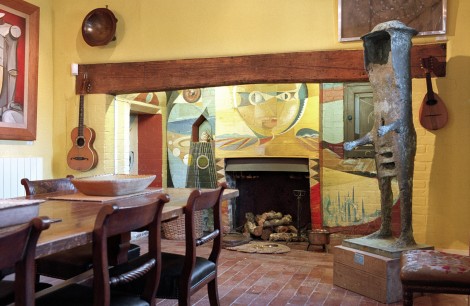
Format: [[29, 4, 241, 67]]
[[233, 83, 307, 140]]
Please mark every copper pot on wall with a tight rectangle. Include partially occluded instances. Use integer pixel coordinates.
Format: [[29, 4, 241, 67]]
[[82, 7, 118, 47]]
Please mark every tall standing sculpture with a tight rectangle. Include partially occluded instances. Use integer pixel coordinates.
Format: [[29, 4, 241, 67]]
[[344, 21, 418, 248]]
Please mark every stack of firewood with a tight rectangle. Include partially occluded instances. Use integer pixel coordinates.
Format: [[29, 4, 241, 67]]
[[243, 210, 298, 241]]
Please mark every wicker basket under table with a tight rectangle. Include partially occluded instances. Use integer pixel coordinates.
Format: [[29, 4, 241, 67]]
[[162, 211, 204, 240]]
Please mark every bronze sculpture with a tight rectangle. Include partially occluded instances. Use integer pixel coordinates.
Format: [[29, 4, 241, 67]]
[[344, 21, 418, 248]]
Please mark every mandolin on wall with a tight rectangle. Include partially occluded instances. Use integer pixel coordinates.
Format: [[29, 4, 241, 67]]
[[419, 57, 448, 130]]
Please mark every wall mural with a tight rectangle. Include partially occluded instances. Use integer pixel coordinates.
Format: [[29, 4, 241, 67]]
[[321, 83, 399, 232], [165, 83, 321, 228], [166, 84, 320, 188], [216, 83, 319, 158], [125, 82, 394, 234]]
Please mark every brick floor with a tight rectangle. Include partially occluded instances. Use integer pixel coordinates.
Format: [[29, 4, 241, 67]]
[[149, 238, 469, 306], [33, 236, 468, 306]]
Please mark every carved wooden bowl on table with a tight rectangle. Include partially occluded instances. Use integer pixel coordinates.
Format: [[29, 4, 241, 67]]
[[71, 174, 156, 196]]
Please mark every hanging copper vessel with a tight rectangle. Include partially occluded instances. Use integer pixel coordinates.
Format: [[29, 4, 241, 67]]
[[82, 7, 117, 47]]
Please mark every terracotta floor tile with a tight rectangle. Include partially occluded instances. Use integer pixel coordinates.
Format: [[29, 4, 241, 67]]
[[268, 297, 292, 306], [306, 291, 329, 305]]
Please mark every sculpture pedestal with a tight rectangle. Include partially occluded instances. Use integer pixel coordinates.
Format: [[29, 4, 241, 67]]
[[333, 238, 433, 304], [334, 245, 402, 304]]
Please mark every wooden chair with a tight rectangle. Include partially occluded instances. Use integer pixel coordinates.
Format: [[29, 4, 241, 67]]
[[21, 176, 77, 196], [159, 183, 226, 305], [35, 193, 170, 306], [115, 184, 226, 306], [0, 217, 51, 306], [400, 248, 470, 306], [21, 176, 141, 281]]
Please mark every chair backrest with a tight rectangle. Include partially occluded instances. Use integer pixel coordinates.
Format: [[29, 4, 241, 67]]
[[21, 175, 76, 196], [0, 217, 50, 306], [182, 183, 227, 282], [92, 193, 170, 306]]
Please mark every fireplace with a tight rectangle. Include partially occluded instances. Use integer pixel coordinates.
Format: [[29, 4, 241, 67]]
[[225, 158, 311, 234]]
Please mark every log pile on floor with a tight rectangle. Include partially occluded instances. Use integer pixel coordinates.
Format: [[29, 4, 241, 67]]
[[244, 210, 298, 241]]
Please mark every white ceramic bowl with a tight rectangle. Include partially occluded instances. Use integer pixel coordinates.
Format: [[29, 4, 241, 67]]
[[71, 174, 156, 196]]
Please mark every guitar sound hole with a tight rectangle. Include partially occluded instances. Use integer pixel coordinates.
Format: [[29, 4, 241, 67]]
[[76, 137, 85, 147]]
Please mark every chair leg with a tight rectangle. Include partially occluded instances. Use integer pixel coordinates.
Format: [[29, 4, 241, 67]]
[[178, 290, 190, 306], [208, 279, 220, 306], [403, 288, 413, 306]]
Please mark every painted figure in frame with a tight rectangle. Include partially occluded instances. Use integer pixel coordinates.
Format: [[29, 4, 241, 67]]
[[0, 12, 23, 123]]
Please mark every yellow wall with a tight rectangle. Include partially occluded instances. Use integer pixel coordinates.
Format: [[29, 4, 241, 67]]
[[0, 0, 468, 250]]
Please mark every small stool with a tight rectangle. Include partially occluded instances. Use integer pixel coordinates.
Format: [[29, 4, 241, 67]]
[[400, 249, 470, 306]]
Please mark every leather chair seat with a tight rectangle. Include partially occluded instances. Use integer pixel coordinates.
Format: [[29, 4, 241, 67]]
[[401, 249, 470, 287], [156, 252, 216, 299], [36, 283, 150, 306], [114, 251, 217, 299], [36, 243, 141, 279]]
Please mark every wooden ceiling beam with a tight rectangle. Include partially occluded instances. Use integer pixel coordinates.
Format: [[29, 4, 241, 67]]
[[76, 43, 446, 95]]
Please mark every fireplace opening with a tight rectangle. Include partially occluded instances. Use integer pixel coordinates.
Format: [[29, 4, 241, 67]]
[[225, 158, 311, 238]]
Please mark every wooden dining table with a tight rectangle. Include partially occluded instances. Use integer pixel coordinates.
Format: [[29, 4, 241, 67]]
[[21, 187, 239, 259]]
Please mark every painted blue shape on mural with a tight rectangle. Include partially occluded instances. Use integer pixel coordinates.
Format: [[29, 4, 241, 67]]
[[166, 89, 216, 188], [296, 128, 319, 137], [167, 150, 187, 188], [167, 119, 198, 134]]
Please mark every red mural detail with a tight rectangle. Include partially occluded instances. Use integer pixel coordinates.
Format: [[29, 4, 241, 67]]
[[310, 183, 322, 229], [321, 141, 345, 158], [138, 114, 163, 187], [258, 136, 273, 145]]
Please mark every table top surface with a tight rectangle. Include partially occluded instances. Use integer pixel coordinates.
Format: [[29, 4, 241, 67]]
[[5, 187, 238, 258]]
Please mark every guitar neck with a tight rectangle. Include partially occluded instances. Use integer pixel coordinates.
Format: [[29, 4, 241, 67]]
[[78, 95, 85, 136]]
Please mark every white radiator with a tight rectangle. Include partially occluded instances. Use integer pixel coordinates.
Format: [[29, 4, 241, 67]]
[[0, 157, 43, 199]]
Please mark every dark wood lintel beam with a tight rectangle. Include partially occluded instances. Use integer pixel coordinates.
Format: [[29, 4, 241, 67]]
[[76, 43, 446, 95]]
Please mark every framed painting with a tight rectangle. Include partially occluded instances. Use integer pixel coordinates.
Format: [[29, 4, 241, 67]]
[[338, 0, 447, 42], [0, 0, 39, 140]]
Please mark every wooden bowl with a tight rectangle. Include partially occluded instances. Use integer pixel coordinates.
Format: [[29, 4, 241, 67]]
[[71, 174, 156, 196], [82, 7, 117, 47]]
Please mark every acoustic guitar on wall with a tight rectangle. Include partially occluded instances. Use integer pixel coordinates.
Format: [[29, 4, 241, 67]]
[[67, 74, 98, 171], [419, 57, 448, 130]]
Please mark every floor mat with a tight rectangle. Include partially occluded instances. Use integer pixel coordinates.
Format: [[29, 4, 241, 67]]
[[226, 241, 290, 254]]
